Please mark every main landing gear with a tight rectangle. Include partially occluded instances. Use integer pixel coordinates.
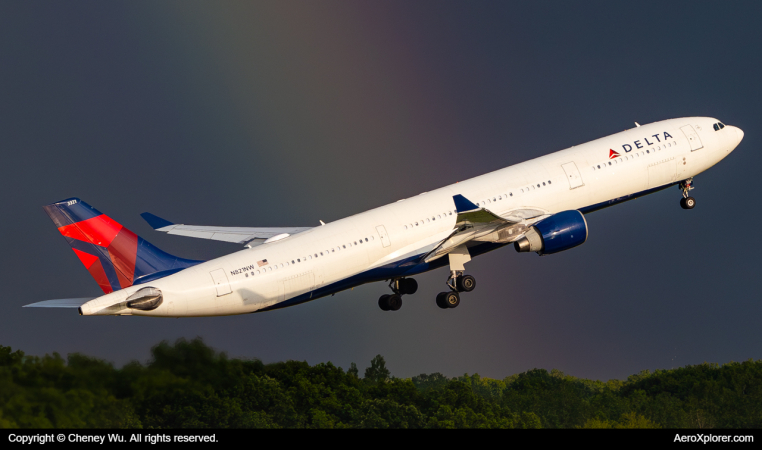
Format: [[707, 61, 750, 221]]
[[435, 246, 475, 310], [435, 271, 476, 309], [378, 278, 418, 311], [679, 178, 696, 210]]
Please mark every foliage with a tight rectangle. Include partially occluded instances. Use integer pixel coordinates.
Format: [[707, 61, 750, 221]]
[[0, 339, 759, 428]]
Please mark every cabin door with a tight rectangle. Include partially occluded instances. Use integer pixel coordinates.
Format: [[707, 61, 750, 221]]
[[680, 125, 704, 151], [210, 269, 232, 296]]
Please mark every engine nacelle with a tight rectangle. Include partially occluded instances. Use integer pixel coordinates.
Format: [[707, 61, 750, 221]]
[[514, 210, 588, 255], [126, 287, 163, 311]]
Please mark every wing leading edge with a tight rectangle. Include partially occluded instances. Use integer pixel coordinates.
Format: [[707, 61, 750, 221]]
[[140, 213, 313, 246]]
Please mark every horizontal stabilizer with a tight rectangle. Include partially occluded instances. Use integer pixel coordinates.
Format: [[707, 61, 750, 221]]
[[24, 298, 94, 308], [141, 212, 313, 245]]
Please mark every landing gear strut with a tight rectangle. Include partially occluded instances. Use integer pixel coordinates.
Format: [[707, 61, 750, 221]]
[[377, 278, 417, 311], [436, 246, 475, 309], [679, 178, 696, 210]]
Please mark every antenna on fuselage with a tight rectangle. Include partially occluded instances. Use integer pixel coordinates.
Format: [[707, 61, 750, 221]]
[[634, 122, 641, 127]]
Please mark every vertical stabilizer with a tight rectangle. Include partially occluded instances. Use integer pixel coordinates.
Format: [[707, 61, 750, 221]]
[[43, 198, 201, 293]]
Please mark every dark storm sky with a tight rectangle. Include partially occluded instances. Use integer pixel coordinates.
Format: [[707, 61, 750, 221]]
[[1, 1, 760, 381]]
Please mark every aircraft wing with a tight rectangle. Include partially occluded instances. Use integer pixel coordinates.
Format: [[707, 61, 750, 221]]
[[141, 213, 313, 246], [423, 195, 547, 262]]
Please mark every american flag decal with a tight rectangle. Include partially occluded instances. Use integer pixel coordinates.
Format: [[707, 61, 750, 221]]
[[257, 259, 268, 267]]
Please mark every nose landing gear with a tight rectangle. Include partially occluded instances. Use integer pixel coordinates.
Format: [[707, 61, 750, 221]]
[[679, 178, 696, 210]]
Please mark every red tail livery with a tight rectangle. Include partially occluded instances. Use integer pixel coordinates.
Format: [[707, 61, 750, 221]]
[[43, 198, 201, 293]]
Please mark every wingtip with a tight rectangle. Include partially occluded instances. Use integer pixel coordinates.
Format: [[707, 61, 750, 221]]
[[140, 212, 174, 230]]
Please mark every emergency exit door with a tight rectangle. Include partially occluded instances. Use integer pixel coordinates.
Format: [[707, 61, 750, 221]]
[[561, 162, 585, 189], [376, 225, 391, 248]]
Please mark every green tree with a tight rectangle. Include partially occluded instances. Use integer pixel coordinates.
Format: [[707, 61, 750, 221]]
[[364, 355, 390, 384]]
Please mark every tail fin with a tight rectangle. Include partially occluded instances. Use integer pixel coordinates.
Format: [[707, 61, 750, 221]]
[[43, 198, 201, 294]]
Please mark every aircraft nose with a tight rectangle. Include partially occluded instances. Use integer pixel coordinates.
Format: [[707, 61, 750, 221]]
[[736, 127, 744, 144]]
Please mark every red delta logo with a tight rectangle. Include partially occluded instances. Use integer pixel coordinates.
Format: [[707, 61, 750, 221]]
[[609, 149, 620, 159]]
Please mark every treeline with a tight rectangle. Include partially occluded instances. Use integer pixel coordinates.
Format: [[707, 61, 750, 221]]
[[0, 338, 760, 428]]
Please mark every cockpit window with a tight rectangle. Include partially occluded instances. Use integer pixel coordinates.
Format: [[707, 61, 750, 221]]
[[719, 122, 725, 129], [714, 122, 726, 131]]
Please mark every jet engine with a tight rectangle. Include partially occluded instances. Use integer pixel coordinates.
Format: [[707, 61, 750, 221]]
[[514, 210, 588, 255], [126, 287, 163, 311]]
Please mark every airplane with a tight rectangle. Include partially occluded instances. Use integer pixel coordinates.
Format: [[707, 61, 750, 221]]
[[25, 117, 743, 316]]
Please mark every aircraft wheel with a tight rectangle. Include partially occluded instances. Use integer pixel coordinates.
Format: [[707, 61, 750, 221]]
[[378, 294, 391, 311], [456, 275, 476, 292], [400, 278, 418, 295], [444, 291, 460, 308], [388, 294, 402, 311], [436, 292, 448, 309], [683, 197, 696, 209]]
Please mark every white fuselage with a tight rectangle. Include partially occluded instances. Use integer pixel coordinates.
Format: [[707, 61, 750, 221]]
[[80, 117, 743, 317]]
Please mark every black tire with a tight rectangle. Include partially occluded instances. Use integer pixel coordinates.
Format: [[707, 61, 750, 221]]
[[388, 294, 402, 311], [378, 294, 391, 311], [457, 275, 476, 292], [680, 198, 687, 209], [444, 291, 460, 308], [401, 278, 418, 295], [684, 196, 696, 209], [436, 292, 448, 309]]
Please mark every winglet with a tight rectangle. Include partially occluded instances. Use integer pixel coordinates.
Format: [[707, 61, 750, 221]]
[[453, 195, 479, 213], [140, 212, 174, 230]]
